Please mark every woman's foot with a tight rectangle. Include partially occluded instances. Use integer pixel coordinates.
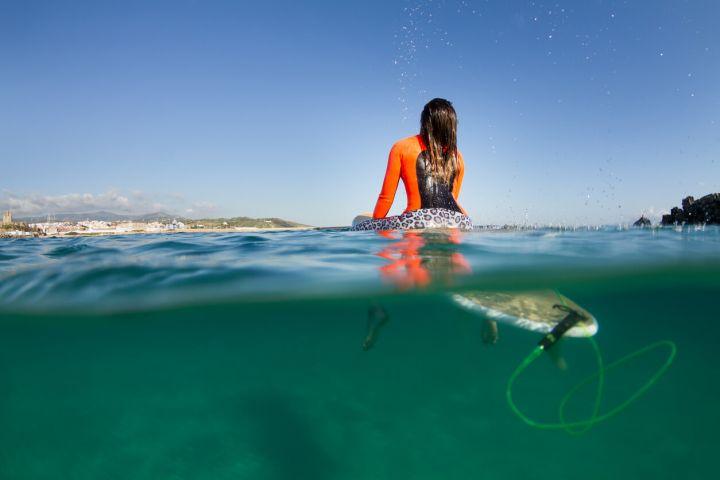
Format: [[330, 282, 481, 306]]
[[363, 303, 389, 350]]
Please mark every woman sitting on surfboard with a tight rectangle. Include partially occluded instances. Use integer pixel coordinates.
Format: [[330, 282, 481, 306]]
[[352, 98, 472, 231]]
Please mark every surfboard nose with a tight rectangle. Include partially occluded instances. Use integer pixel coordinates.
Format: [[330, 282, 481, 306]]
[[352, 213, 373, 228]]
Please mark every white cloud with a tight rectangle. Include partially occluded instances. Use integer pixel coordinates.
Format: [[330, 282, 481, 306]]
[[0, 189, 218, 218]]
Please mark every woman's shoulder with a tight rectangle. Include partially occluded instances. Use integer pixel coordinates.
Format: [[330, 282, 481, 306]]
[[390, 134, 423, 154]]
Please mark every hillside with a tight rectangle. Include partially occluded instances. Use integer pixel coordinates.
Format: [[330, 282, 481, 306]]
[[16, 212, 307, 228], [183, 217, 306, 228]]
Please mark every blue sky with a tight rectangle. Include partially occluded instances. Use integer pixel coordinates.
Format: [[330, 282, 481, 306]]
[[1, 0, 718, 226]]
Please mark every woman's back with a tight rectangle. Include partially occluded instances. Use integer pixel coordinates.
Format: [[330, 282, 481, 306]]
[[352, 98, 471, 232], [373, 134, 465, 218]]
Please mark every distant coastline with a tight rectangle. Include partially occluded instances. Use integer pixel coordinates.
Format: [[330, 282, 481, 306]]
[[40, 226, 315, 238], [1, 211, 311, 238]]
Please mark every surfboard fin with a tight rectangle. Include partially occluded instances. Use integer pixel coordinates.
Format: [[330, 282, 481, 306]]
[[546, 340, 568, 371], [481, 319, 499, 345]]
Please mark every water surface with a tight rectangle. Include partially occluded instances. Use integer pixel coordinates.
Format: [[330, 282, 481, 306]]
[[1, 227, 718, 479]]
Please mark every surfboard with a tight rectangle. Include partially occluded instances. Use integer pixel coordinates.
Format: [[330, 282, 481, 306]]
[[352, 213, 373, 228], [451, 290, 598, 337]]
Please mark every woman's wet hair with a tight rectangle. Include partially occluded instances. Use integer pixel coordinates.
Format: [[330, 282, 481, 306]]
[[420, 98, 458, 184]]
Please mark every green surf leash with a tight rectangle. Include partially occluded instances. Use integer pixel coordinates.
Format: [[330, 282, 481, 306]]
[[505, 293, 677, 434]]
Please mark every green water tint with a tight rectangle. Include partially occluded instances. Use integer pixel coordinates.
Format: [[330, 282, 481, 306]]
[[0, 229, 718, 478], [0, 286, 712, 479]]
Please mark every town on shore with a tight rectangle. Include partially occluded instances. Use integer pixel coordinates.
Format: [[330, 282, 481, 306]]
[[1, 211, 310, 238]]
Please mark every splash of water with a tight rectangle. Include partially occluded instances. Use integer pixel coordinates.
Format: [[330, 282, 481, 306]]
[[393, 0, 479, 121]]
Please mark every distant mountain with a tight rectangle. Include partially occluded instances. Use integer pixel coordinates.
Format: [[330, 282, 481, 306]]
[[18, 211, 177, 223]]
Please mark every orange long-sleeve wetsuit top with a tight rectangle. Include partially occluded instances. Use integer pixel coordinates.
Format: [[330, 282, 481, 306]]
[[372, 134, 466, 219]]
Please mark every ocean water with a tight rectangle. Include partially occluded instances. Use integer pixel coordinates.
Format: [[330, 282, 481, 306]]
[[1, 227, 719, 479]]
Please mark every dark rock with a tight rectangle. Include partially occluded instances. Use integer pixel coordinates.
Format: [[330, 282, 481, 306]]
[[633, 216, 652, 227], [661, 193, 720, 225], [671, 206, 685, 223], [682, 196, 695, 210]]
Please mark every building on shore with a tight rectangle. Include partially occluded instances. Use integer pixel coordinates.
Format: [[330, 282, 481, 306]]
[[2, 211, 12, 225]]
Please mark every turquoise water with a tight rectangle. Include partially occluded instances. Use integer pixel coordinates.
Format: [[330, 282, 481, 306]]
[[1, 227, 719, 479]]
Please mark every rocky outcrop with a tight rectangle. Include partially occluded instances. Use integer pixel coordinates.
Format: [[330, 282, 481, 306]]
[[661, 193, 720, 225], [633, 216, 652, 227]]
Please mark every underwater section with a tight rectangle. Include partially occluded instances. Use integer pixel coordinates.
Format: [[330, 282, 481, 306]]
[[1, 227, 719, 479]]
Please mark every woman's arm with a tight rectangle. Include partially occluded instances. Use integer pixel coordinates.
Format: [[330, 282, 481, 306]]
[[372, 143, 402, 219], [453, 152, 468, 216], [452, 152, 464, 198]]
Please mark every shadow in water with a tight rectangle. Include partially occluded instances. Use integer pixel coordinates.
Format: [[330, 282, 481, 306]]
[[244, 392, 337, 480]]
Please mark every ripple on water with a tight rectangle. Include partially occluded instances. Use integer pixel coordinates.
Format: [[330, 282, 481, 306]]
[[0, 228, 719, 312]]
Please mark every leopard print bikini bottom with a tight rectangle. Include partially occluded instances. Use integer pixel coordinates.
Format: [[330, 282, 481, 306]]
[[351, 208, 473, 231]]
